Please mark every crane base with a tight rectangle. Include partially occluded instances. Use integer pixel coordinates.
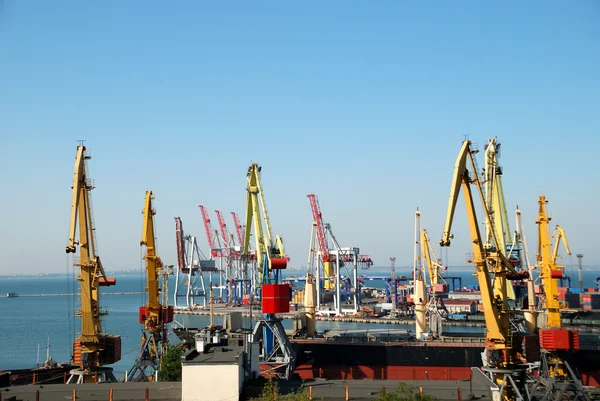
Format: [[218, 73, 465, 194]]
[[66, 367, 118, 384]]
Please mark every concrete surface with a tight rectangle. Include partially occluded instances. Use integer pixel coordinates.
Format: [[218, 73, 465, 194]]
[[0, 382, 181, 401], [243, 376, 492, 401]]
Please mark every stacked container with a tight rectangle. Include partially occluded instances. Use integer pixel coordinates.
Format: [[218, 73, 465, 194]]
[[582, 293, 600, 310]]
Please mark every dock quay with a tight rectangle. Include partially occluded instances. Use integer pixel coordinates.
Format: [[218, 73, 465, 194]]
[[5, 377, 599, 401], [0, 292, 144, 298], [174, 307, 488, 327]]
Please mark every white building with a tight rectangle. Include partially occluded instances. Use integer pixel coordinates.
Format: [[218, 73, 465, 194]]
[[181, 343, 246, 401]]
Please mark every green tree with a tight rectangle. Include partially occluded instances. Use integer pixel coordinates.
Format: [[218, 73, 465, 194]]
[[250, 378, 312, 401], [376, 383, 438, 401], [158, 345, 183, 381]]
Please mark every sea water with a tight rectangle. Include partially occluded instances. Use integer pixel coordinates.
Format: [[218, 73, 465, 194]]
[[1, 271, 598, 378]]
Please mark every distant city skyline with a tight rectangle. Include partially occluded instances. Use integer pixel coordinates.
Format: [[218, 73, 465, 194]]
[[1, 2, 599, 274]]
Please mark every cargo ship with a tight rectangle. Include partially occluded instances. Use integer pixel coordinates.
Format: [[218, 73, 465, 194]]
[[173, 325, 600, 387], [0, 362, 76, 387], [0, 339, 76, 388]]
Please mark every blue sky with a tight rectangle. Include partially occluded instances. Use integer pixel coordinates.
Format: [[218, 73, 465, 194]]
[[1, 1, 599, 275]]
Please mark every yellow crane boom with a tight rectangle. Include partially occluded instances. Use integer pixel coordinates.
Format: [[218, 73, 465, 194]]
[[243, 163, 287, 277], [65, 145, 120, 377]]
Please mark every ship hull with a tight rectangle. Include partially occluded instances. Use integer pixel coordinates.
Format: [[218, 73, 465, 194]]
[[289, 340, 600, 386], [0, 365, 76, 387]]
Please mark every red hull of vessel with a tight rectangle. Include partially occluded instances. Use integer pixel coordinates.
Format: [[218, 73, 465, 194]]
[[260, 364, 599, 386], [293, 364, 472, 381]]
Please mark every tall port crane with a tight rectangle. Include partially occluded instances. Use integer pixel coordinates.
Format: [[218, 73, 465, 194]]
[[65, 145, 120, 383], [243, 163, 295, 379], [420, 227, 448, 337], [439, 140, 527, 400], [515, 208, 538, 334], [529, 196, 588, 400], [128, 191, 174, 382], [412, 210, 427, 339], [483, 138, 522, 301]]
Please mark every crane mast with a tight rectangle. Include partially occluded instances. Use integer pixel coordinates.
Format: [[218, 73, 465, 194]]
[[128, 191, 174, 381], [516, 208, 538, 334], [413, 210, 427, 339], [439, 140, 525, 398], [65, 145, 120, 383]]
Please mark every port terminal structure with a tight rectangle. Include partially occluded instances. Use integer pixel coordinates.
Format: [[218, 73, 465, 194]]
[[306, 193, 373, 316], [173, 216, 219, 309]]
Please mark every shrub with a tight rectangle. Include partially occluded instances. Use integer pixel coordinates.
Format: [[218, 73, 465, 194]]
[[158, 345, 183, 381]]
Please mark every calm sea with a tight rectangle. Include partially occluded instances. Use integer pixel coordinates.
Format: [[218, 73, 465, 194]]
[[0, 271, 598, 378]]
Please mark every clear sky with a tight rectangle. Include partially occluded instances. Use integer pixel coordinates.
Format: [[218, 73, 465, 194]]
[[1, 1, 599, 276]]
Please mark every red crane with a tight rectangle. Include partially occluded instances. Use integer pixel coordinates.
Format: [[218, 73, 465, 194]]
[[231, 211, 244, 246], [174, 217, 186, 272], [215, 210, 230, 249], [199, 205, 219, 257], [307, 194, 330, 262]]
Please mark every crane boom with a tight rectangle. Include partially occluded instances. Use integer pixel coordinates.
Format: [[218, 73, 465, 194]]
[[421, 229, 446, 287], [439, 140, 512, 345], [552, 225, 571, 264], [174, 217, 186, 271], [243, 163, 286, 280], [199, 205, 216, 250], [215, 210, 230, 249], [65, 145, 120, 376], [231, 212, 244, 246]]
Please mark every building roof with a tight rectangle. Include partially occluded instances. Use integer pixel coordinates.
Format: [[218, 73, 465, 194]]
[[443, 299, 477, 306], [182, 344, 244, 365]]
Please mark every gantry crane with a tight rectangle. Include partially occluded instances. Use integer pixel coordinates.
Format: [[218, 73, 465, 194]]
[[439, 140, 529, 400], [65, 145, 120, 383], [243, 163, 295, 379], [306, 194, 365, 315], [128, 191, 174, 382], [529, 196, 589, 400]]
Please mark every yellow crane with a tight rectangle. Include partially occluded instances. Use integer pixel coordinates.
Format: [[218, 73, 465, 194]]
[[483, 138, 517, 300], [421, 228, 448, 337], [128, 191, 174, 382], [243, 163, 287, 281], [65, 145, 120, 383], [439, 140, 525, 399], [242, 163, 295, 379], [536, 196, 571, 329], [530, 196, 589, 399]]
